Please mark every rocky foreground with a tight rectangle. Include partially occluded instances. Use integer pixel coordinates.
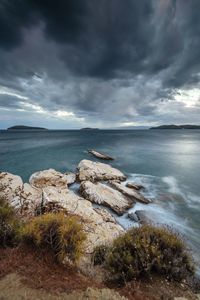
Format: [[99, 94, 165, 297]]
[[1, 159, 200, 300], [0, 159, 151, 267]]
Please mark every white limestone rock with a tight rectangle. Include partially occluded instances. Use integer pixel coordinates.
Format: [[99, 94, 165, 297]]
[[29, 169, 71, 188], [0, 172, 23, 211], [109, 181, 151, 204], [64, 172, 76, 185], [0, 172, 42, 217], [78, 159, 126, 182], [80, 181, 134, 215]]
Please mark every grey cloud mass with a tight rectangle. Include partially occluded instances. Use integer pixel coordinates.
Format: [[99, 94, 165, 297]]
[[0, 0, 200, 129]]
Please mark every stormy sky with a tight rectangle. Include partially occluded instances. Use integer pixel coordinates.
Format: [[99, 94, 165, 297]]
[[0, 0, 200, 129]]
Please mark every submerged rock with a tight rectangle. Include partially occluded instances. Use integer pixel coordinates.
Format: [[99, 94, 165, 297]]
[[128, 210, 152, 224], [135, 210, 151, 224], [29, 169, 73, 188], [88, 149, 114, 160], [80, 181, 133, 215], [126, 182, 144, 190], [109, 181, 151, 204], [128, 212, 140, 222], [78, 159, 126, 182]]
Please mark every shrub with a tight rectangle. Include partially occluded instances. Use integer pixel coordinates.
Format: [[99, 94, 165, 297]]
[[22, 212, 86, 263], [92, 244, 109, 266], [103, 225, 194, 283], [0, 196, 21, 247]]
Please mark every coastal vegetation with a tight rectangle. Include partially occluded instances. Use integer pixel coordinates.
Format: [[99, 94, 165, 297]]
[[93, 225, 195, 283], [22, 212, 86, 263], [0, 195, 21, 248]]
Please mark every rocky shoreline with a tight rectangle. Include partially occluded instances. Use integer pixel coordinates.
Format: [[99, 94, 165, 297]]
[[0, 159, 151, 267], [1, 159, 200, 300]]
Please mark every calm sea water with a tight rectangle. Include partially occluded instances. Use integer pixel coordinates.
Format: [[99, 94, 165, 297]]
[[0, 129, 200, 271]]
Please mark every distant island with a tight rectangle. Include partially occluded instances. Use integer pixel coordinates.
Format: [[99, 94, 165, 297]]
[[80, 127, 99, 130], [7, 125, 48, 131], [150, 124, 200, 129]]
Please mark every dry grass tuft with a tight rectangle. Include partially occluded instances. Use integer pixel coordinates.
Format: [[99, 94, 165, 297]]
[[22, 212, 86, 263]]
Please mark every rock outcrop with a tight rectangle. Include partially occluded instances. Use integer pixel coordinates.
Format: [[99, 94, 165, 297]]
[[29, 169, 74, 188], [0, 171, 124, 261], [0, 172, 23, 211], [0, 172, 42, 217], [80, 181, 133, 215], [109, 181, 151, 204], [78, 160, 126, 182], [1, 160, 153, 267], [42, 186, 124, 254]]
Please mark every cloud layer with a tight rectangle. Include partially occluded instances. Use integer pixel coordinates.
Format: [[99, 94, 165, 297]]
[[0, 0, 200, 128]]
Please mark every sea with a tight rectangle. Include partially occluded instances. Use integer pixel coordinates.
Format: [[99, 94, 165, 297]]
[[0, 129, 200, 272]]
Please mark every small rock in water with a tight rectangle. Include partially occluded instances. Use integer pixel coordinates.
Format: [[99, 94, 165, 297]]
[[128, 212, 140, 222], [88, 149, 114, 160], [135, 210, 152, 224]]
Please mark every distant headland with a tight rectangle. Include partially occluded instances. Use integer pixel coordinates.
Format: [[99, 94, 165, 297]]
[[7, 125, 48, 131], [150, 124, 200, 129]]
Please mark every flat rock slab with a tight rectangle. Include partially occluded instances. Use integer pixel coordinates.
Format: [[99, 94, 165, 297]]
[[78, 159, 126, 182], [88, 149, 114, 160], [80, 181, 133, 215], [126, 182, 144, 190], [109, 181, 151, 204], [29, 169, 75, 188]]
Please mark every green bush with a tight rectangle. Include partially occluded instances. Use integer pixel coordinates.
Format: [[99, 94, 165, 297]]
[[0, 196, 21, 247], [22, 212, 86, 263], [101, 225, 195, 283], [92, 244, 109, 266]]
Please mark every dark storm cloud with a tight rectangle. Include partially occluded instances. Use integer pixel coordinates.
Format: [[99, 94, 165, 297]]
[[0, 94, 23, 109], [0, 0, 169, 78], [0, 0, 199, 81], [0, 0, 200, 128]]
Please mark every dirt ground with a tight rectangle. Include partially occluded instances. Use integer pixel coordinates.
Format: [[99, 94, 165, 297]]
[[0, 246, 199, 300]]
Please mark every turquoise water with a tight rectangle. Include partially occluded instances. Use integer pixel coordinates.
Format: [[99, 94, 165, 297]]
[[0, 129, 200, 270]]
